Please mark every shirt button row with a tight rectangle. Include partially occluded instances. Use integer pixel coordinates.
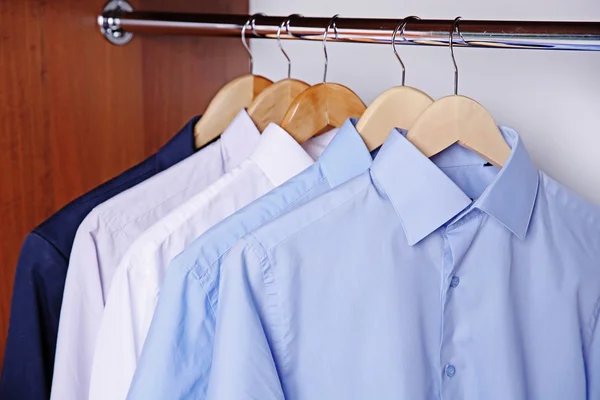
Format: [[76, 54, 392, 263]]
[[450, 276, 460, 288], [446, 278, 459, 379], [445, 278, 459, 379]]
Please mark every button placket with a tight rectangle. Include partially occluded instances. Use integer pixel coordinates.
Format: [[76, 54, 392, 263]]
[[439, 230, 457, 389], [439, 213, 481, 398]]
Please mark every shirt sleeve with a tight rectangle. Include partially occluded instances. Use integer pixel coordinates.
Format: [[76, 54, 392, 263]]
[[0, 233, 67, 400], [88, 258, 139, 400], [50, 219, 105, 400], [206, 241, 285, 400], [127, 258, 218, 399]]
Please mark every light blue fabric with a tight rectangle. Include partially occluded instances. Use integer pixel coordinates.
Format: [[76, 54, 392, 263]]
[[127, 119, 374, 399], [204, 127, 600, 400]]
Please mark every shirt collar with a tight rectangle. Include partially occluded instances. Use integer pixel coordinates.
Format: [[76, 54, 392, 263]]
[[318, 118, 373, 189], [250, 123, 314, 187], [220, 109, 261, 171], [156, 115, 201, 171], [474, 126, 539, 239], [370, 126, 539, 246]]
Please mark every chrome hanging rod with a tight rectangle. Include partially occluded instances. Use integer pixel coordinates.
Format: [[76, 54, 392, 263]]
[[98, 1, 600, 50]]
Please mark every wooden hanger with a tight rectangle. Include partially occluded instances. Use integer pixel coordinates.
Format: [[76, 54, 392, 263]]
[[356, 17, 434, 151], [280, 15, 367, 143], [194, 15, 273, 149], [248, 79, 309, 132], [406, 17, 510, 167], [248, 15, 310, 132], [194, 75, 272, 148]]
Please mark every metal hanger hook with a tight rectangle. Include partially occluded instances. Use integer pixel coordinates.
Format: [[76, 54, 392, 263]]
[[277, 14, 301, 79], [250, 13, 266, 37], [285, 13, 302, 38], [241, 13, 265, 74], [449, 16, 463, 95], [392, 16, 420, 86], [322, 14, 340, 83]]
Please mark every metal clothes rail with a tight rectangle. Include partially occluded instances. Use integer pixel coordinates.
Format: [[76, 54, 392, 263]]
[[97, 0, 600, 51]]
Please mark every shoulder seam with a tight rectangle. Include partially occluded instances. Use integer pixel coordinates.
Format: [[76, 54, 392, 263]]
[[195, 236, 268, 319], [191, 175, 327, 281], [265, 182, 372, 252], [245, 232, 269, 263], [103, 151, 223, 234], [65, 167, 154, 211], [191, 176, 327, 322], [29, 231, 68, 263], [104, 179, 206, 234]]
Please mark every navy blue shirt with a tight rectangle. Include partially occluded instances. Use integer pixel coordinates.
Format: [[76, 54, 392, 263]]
[[0, 116, 200, 400]]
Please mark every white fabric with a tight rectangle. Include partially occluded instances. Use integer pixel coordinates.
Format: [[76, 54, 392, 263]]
[[301, 128, 338, 160], [50, 110, 260, 400], [88, 123, 328, 400]]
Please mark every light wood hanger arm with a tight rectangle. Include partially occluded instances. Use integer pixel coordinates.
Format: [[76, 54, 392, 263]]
[[193, 75, 272, 149], [406, 95, 510, 167], [281, 82, 366, 143], [247, 78, 310, 132], [356, 86, 433, 151]]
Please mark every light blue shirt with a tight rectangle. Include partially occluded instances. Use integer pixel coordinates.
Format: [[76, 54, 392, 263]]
[[127, 119, 373, 399], [205, 127, 600, 400]]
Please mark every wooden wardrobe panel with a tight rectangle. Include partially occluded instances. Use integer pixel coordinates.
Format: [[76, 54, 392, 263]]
[[138, 0, 250, 153], [41, 0, 146, 206], [0, 0, 248, 372], [0, 0, 54, 364]]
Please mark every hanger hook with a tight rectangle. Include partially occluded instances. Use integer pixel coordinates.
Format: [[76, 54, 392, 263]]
[[276, 20, 291, 79], [241, 13, 265, 74], [241, 17, 253, 73], [391, 20, 407, 86], [449, 16, 462, 95], [277, 14, 300, 79], [250, 13, 265, 37], [392, 16, 420, 86], [322, 14, 340, 83], [286, 13, 302, 38]]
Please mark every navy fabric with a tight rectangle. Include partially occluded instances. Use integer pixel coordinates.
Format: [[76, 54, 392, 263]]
[[0, 116, 200, 400]]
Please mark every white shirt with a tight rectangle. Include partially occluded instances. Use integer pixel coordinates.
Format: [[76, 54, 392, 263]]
[[88, 125, 335, 400], [50, 110, 260, 400]]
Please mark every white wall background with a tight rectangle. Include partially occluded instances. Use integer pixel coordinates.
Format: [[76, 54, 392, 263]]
[[250, 0, 600, 205]]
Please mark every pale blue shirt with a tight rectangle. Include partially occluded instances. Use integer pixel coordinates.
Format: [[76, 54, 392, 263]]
[[127, 119, 373, 399], [205, 127, 600, 400]]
